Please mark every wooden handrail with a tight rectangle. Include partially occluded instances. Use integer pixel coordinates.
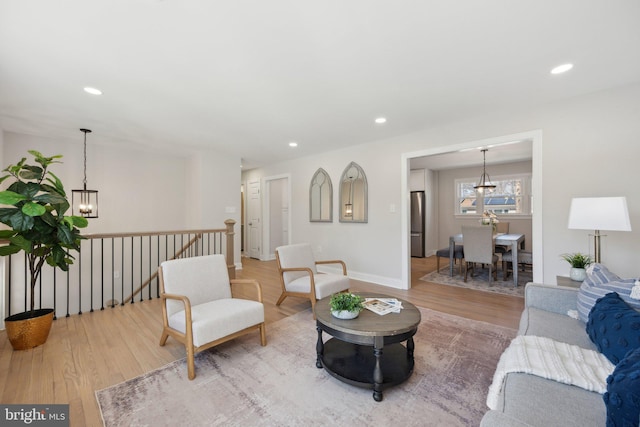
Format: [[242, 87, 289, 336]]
[[82, 228, 227, 239], [123, 233, 203, 304]]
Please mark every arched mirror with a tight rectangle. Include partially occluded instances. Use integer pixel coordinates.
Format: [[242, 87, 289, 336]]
[[339, 162, 368, 223], [309, 168, 333, 222]]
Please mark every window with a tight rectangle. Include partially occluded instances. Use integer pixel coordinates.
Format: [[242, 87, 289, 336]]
[[455, 174, 532, 216]]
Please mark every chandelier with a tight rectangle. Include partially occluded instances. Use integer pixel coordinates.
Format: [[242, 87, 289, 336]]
[[474, 149, 496, 193], [72, 128, 99, 218]]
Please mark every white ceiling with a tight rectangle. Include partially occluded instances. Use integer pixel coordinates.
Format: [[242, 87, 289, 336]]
[[1, 1, 639, 169]]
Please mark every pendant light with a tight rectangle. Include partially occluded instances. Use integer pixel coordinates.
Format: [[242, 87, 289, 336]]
[[72, 128, 99, 218], [474, 149, 496, 193]]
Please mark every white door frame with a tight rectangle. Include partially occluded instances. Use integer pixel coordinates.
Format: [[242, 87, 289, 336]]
[[262, 173, 292, 260], [247, 179, 261, 259], [400, 130, 543, 289]]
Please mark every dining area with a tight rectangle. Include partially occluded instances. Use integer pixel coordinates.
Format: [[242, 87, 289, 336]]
[[443, 222, 530, 287]]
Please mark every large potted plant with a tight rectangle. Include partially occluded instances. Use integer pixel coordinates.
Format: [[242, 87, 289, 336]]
[[0, 151, 88, 350]]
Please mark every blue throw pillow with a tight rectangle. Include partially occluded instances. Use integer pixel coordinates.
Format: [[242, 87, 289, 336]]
[[586, 292, 640, 364], [577, 264, 640, 323], [604, 347, 640, 427]]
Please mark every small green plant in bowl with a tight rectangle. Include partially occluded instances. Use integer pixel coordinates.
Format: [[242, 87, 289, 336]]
[[330, 293, 363, 319], [560, 253, 593, 269], [560, 252, 593, 281]]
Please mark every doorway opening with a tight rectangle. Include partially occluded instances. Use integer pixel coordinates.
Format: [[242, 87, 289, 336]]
[[401, 130, 543, 289]]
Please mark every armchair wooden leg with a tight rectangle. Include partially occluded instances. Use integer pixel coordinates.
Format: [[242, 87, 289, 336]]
[[310, 298, 317, 320], [159, 330, 169, 346], [275, 293, 287, 306], [259, 323, 267, 346], [187, 346, 196, 380]]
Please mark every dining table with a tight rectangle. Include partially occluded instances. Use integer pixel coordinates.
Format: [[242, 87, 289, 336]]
[[449, 233, 526, 286]]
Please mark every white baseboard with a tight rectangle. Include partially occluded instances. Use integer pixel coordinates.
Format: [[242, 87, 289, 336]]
[[316, 265, 407, 290]]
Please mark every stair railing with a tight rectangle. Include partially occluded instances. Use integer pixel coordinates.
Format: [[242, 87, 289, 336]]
[[2, 219, 236, 319]]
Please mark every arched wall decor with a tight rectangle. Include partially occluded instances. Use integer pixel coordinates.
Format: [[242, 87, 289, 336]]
[[309, 168, 333, 222], [339, 161, 368, 223]]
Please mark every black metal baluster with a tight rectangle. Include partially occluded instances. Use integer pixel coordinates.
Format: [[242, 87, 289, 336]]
[[90, 239, 94, 313], [66, 262, 70, 317], [121, 238, 124, 306], [78, 248, 82, 315], [130, 237, 134, 304], [101, 238, 105, 310]]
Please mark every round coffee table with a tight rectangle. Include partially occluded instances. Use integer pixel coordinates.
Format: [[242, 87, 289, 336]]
[[314, 292, 421, 401]]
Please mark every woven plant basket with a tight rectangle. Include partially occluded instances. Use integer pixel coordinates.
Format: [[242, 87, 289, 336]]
[[4, 309, 55, 351]]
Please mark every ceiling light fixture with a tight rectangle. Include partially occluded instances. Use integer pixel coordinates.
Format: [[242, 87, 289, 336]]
[[550, 63, 573, 75], [83, 87, 103, 95], [375, 117, 387, 124], [473, 149, 496, 193], [289, 141, 298, 147], [72, 129, 99, 218]]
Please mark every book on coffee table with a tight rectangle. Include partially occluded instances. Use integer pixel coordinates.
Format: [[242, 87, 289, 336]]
[[363, 298, 403, 315]]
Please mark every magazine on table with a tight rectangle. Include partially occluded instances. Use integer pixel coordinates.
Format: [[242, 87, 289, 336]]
[[363, 298, 403, 315]]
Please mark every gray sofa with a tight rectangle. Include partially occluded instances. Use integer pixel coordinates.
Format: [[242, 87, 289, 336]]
[[481, 283, 606, 427]]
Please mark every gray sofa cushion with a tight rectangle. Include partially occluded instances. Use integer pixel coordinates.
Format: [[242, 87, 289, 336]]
[[519, 307, 597, 351], [499, 373, 605, 427]]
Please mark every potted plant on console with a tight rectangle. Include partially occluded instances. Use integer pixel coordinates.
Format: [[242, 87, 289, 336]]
[[330, 292, 364, 319], [560, 252, 593, 282], [0, 151, 88, 350]]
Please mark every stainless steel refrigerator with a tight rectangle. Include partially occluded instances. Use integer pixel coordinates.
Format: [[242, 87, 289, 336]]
[[410, 191, 425, 258]]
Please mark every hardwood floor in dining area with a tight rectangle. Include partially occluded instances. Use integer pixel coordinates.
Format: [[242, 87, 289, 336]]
[[0, 255, 524, 427]]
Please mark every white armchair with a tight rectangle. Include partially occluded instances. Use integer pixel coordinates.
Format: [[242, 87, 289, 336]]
[[159, 254, 266, 380], [275, 243, 350, 313]]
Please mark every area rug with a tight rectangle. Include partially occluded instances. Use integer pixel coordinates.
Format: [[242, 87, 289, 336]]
[[420, 267, 531, 298], [96, 308, 516, 427]]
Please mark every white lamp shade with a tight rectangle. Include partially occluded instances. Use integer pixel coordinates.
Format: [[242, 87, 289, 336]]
[[568, 197, 632, 231]]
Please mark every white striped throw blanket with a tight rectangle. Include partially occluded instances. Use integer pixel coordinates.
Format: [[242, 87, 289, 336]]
[[486, 335, 615, 410]]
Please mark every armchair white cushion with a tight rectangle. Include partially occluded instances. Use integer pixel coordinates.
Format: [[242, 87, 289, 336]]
[[159, 254, 266, 379], [275, 243, 349, 313]]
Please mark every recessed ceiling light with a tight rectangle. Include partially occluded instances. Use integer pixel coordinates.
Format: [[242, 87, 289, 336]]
[[84, 87, 103, 95], [289, 141, 298, 147], [375, 117, 387, 124], [550, 63, 573, 75]]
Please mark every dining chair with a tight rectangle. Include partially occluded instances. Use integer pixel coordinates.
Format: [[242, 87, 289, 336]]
[[435, 245, 464, 274], [494, 222, 510, 255], [462, 225, 499, 283], [502, 250, 533, 281]]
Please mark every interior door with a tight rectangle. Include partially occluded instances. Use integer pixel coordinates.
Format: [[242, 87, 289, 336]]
[[248, 180, 261, 259]]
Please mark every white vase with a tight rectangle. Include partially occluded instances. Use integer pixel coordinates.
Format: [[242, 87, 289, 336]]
[[331, 310, 360, 319], [570, 267, 587, 282]]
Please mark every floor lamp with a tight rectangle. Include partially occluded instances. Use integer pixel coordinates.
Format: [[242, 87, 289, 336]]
[[567, 197, 632, 263]]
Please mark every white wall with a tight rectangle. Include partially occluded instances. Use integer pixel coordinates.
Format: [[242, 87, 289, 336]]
[[2, 132, 189, 233], [243, 82, 640, 287], [185, 150, 242, 265]]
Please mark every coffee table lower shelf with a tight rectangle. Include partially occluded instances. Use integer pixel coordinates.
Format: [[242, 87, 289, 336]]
[[317, 338, 415, 400]]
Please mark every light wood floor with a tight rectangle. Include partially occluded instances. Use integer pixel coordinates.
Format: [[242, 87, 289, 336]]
[[0, 256, 523, 427]]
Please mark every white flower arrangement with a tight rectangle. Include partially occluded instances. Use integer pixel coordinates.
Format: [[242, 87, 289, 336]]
[[480, 211, 499, 229]]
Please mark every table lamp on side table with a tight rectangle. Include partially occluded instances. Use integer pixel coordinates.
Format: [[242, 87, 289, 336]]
[[567, 196, 632, 263]]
